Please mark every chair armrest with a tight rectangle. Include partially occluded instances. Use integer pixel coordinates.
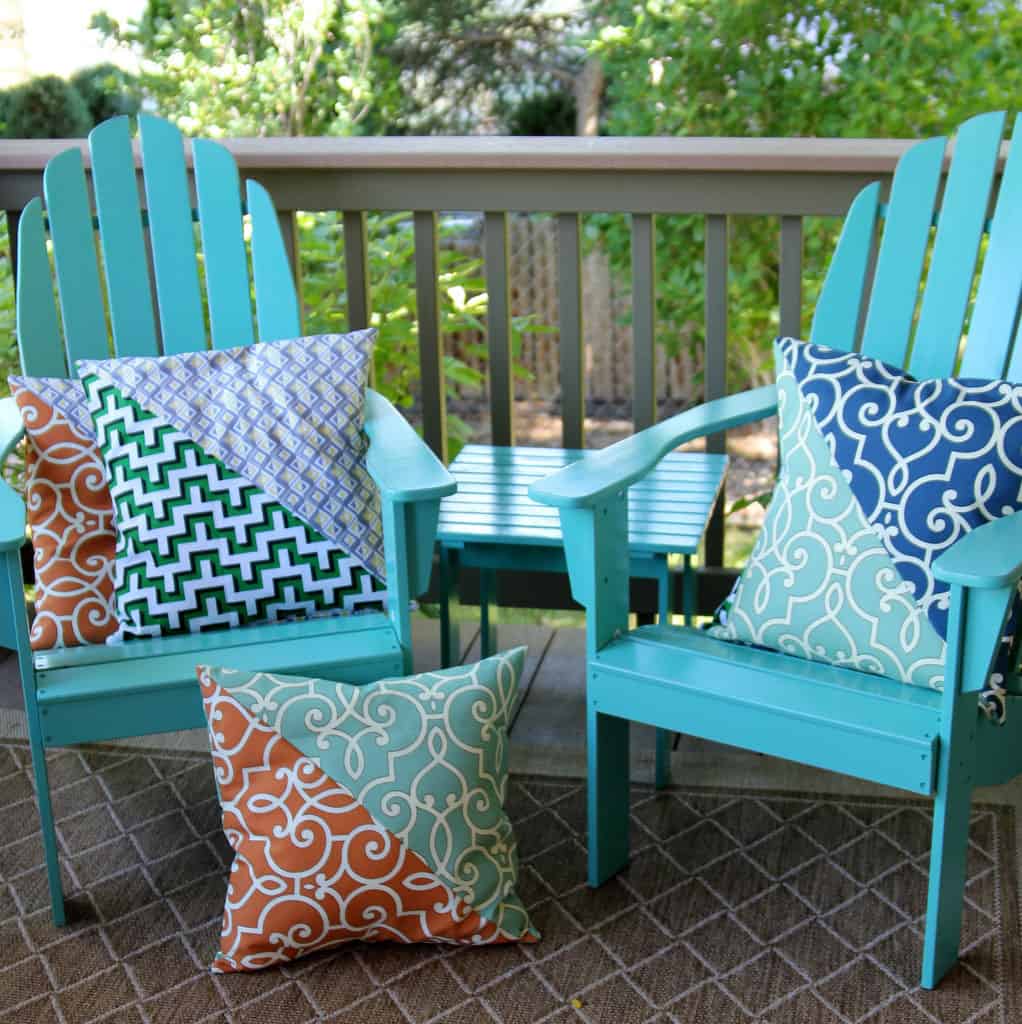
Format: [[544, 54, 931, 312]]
[[933, 513, 1022, 589], [529, 384, 777, 509], [363, 389, 456, 503], [0, 396, 26, 552]]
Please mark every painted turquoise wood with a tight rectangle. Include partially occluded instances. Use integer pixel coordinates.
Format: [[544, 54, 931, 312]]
[[15, 199, 66, 376], [32, 609, 397, 676], [962, 113, 1022, 379], [193, 138, 255, 349], [530, 386, 775, 508], [857, 139, 945, 365], [88, 118, 159, 357], [810, 182, 881, 351], [247, 179, 301, 341], [974, 712, 1022, 786], [2, 548, 65, 924], [42, 150, 109, 363], [138, 115, 205, 355], [910, 113, 1005, 379], [0, 399, 25, 552], [12, 115, 454, 926], [364, 389, 458, 504], [933, 510, 1022, 588], [529, 113, 1022, 988]]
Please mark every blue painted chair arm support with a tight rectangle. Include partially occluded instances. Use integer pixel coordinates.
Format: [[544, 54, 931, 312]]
[[933, 512, 1022, 589], [0, 397, 26, 552], [529, 385, 778, 508], [364, 389, 456, 503]]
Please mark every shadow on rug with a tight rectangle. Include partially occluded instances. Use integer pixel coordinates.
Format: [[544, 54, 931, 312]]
[[0, 740, 1018, 1023]]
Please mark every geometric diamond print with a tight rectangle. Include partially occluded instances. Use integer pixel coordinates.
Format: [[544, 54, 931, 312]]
[[82, 372, 387, 640], [1, 746, 1017, 1023]]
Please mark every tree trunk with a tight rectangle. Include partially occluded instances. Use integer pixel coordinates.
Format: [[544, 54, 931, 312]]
[[574, 56, 603, 137]]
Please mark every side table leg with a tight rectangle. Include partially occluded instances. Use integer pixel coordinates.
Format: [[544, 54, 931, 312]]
[[652, 557, 672, 788], [479, 566, 497, 658], [682, 554, 695, 627], [439, 546, 460, 668]]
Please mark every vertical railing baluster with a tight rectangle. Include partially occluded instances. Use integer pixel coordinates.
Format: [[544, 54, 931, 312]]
[[484, 211, 513, 447], [5, 209, 19, 283], [275, 209, 303, 330], [557, 213, 585, 450], [630, 213, 657, 432], [704, 214, 729, 570], [343, 210, 371, 332], [413, 210, 447, 460], [779, 215, 803, 338]]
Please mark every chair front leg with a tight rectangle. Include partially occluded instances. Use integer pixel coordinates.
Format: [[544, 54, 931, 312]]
[[381, 497, 442, 676], [588, 702, 630, 886], [922, 707, 974, 989], [921, 580, 1010, 987], [559, 495, 632, 887], [3, 548, 66, 924]]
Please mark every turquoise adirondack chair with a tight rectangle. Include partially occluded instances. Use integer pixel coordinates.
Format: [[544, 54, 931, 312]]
[[530, 111, 1022, 988], [0, 115, 455, 926]]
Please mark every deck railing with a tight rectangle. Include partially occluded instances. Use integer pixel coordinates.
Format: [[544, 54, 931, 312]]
[[0, 135, 923, 615]]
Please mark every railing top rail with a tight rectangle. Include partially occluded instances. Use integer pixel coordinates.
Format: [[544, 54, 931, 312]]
[[0, 135, 998, 175]]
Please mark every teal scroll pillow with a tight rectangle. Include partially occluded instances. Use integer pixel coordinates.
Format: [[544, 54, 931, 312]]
[[78, 331, 388, 641], [715, 338, 1022, 718], [198, 647, 538, 971]]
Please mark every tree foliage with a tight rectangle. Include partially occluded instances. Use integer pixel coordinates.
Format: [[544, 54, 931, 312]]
[[93, 0, 381, 137], [589, 0, 1022, 388], [378, 0, 581, 133]]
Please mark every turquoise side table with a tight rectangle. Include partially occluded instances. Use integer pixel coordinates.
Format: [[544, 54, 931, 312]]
[[436, 444, 728, 783]]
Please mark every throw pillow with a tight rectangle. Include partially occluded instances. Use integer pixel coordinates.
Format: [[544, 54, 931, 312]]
[[197, 647, 539, 972], [9, 376, 117, 649], [78, 331, 388, 641], [716, 337, 1021, 711]]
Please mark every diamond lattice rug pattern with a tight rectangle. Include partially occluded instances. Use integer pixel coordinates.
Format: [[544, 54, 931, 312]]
[[0, 740, 1018, 1023]]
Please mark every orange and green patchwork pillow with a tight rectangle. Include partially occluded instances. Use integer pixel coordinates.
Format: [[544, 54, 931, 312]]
[[9, 377, 117, 649], [197, 647, 538, 972]]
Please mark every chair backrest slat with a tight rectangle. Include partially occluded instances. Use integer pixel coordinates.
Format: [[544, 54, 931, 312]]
[[42, 149, 109, 365], [809, 182, 880, 351], [89, 117, 159, 358], [909, 111, 1005, 379], [138, 114, 206, 355], [193, 139, 254, 349], [858, 136, 946, 366], [960, 113, 1022, 381], [247, 180, 300, 341], [15, 198, 66, 377]]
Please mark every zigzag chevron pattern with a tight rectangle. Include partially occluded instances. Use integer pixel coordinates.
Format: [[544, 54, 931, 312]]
[[83, 373, 387, 640]]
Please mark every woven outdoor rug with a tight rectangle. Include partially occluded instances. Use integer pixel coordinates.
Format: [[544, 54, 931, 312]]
[[0, 741, 1018, 1024]]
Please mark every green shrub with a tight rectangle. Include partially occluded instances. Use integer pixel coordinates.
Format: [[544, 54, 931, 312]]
[[70, 64, 140, 125], [3, 75, 91, 138]]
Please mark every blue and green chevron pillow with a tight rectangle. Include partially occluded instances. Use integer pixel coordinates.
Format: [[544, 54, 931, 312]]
[[79, 332, 388, 642], [716, 337, 1022, 717]]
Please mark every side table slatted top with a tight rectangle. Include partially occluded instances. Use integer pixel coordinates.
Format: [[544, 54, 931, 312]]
[[436, 444, 729, 788], [439, 445, 728, 553]]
